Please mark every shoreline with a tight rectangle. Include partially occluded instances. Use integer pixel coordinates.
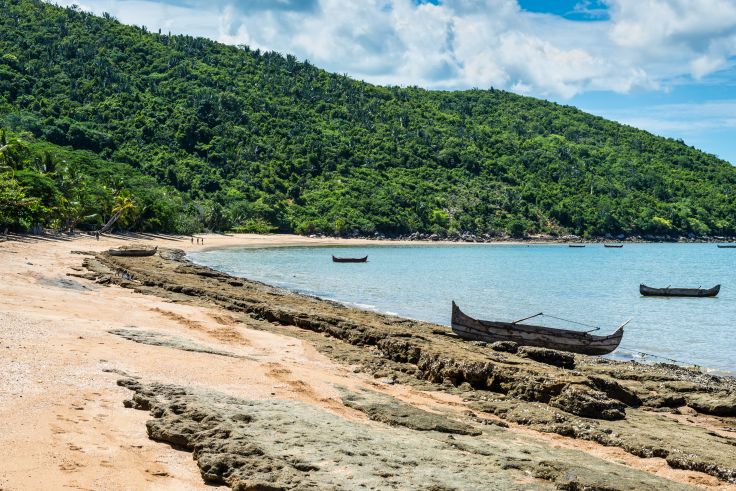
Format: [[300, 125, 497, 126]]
[[1, 233, 735, 490]]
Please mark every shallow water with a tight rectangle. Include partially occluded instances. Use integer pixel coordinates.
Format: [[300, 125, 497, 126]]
[[190, 244, 736, 373]]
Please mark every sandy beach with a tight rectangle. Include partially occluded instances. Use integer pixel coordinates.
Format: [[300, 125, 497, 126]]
[[1, 233, 735, 490]]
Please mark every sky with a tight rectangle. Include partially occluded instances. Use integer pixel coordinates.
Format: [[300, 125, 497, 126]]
[[50, 0, 736, 164]]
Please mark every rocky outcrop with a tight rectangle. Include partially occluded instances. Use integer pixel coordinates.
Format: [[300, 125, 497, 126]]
[[85, 250, 736, 484], [340, 388, 481, 435], [517, 346, 575, 369], [118, 378, 697, 490]]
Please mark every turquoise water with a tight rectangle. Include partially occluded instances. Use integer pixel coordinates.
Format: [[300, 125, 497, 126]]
[[190, 244, 736, 373]]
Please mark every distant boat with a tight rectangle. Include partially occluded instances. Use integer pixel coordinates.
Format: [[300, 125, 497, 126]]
[[450, 302, 627, 356], [639, 284, 720, 297], [604, 244, 624, 248], [717, 244, 736, 248], [332, 255, 368, 263], [568, 244, 586, 248], [107, 245, 158, 257]]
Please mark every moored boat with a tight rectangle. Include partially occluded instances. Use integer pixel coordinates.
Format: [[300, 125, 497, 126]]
[[332, 255, 368, 263], [604, 244, 624, 248], [568, 244, 586, 248], [450, 302, 627, 356], [717, 244, 736, 248], [639, 284, 719, 297], [107, 245, 158, 257]]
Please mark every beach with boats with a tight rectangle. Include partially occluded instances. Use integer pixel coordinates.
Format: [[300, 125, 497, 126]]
[[1, 232, 735, 490]]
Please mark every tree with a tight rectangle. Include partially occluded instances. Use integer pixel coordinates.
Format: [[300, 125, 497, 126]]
[[98, 190, 135, 233]]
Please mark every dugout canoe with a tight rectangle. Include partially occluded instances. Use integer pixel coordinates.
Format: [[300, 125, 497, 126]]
[[568, 244, 586, 248], [107, 245, 158, 257], [450, 302, 627, 356], [604, 244, 624, 248], [639, 284, 720, 297], [332, 255, 368, 263], [717, 244, 736, 248]]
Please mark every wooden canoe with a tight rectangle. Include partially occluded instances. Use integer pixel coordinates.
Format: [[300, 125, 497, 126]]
[[717, 244, 736, 248], [332, 255, 368, 263], [107, 246, 158, 257], [451, 302, 626, 356], [604, 244, 624, 248], [639, 284, 719, 297], [568, 244, 586, 248]]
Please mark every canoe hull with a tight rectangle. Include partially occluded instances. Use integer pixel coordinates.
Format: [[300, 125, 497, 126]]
[[639, 284, 720, 297], [451, 302, 624, 356], [332, 255, 368, 263], [604, 244, 624, 248], [107, 246, 158, 257]]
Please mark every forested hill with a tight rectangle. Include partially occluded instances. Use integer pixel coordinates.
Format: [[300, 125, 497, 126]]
[[1, 0, 735, 237]]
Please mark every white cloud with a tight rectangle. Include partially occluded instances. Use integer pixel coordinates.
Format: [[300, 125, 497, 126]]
[[47, 0, 736, 99]]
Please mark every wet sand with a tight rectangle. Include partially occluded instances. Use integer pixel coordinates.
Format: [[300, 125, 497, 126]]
[[1, 233, 735, 490]]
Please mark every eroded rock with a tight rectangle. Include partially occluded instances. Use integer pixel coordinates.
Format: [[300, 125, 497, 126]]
[[118, 378, 696, 490]]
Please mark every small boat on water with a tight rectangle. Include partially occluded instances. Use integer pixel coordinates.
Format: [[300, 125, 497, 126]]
[[450, 302, 627, 356], [107, 245, 158, 257], [604, 244, 624, 248], [717, 244, 736, 248], [639, 284, 720, 297], [568, 244, 586, 248], [332, 255, 368, 263]]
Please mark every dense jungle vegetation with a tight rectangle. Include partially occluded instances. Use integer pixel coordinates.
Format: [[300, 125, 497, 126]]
[[1, 0, 735, 237]]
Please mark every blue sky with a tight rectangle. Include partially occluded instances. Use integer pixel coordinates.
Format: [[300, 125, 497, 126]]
[[53, 0, 736, 163]]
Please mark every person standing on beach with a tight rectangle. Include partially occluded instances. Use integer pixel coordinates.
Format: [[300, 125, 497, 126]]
[[95, 231, 99, 241]]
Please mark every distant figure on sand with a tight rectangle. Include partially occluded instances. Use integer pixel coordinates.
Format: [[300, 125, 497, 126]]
[[95, 231, 99, 241]]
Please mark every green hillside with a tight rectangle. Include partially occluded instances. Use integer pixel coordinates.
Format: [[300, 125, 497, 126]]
[[1, 0, 735, 237]]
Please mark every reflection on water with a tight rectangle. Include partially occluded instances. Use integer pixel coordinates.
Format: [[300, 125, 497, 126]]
[[190, 244, 736, 373]]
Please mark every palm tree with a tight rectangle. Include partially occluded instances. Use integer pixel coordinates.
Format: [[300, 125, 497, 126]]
[[0, 131, 27, 172], [98, 191, 135, 233]]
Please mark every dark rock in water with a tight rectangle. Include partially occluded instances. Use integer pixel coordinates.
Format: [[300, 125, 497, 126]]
[[687, 393, 736, 416], [340, 388, 481, 435], [549, 386, 626, 420], [517, 346, 575, 369], [489, 341, 519, 353]]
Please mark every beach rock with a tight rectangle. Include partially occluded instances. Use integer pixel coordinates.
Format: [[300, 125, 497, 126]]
[[489, 341, 518, 353], [118, 378, 696, 490], [108, 329, 241, 358], [549, 385, 626, 420], [686, 393, 736, 416], [586, 375, 642, 407], [340, 388, 480, 435], [86, 252, 736, 485], [517, 346, 575, 369]]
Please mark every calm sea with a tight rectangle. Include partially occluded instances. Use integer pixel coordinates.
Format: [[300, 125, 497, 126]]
[[190, 244, 736, 373]]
